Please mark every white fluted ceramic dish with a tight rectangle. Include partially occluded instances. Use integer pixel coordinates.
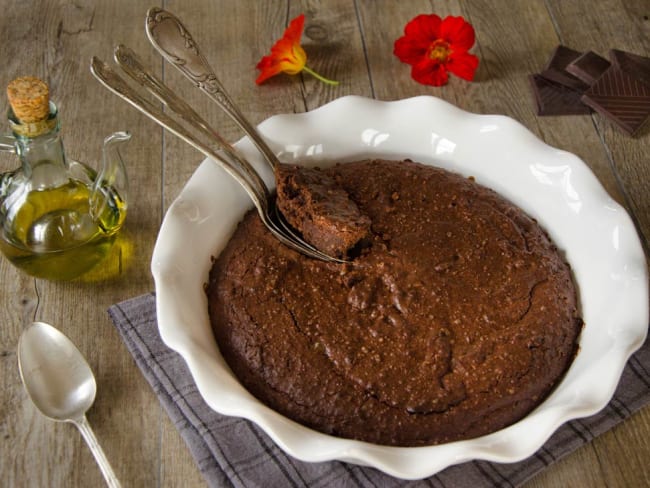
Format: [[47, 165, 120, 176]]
[[151, 96, 648, 479]]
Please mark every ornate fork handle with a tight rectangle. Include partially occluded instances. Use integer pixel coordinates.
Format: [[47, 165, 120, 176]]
[[113, 44, 268, 197], [145, 6, 280, 172], [90, 56, 340, 262], [90, 56, 268, 211]]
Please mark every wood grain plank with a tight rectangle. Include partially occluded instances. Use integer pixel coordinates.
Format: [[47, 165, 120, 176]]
[[599, 406, 650, 487], [291, 0, 373, 106], [545, 0, 650, 244], [0, 9, 46, 487], [526, 441, 609, 488], [1, 1, 648, 487], [0, 0, 166, 486], [529, 407, 650, 488]]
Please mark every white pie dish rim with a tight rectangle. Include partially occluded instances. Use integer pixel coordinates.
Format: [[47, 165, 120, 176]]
[[151, 95, 648, 479]]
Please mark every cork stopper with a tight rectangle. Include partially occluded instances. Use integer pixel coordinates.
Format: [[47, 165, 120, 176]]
[[7, 76, 50, 123]]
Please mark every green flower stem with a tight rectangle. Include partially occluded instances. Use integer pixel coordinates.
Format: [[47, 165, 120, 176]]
[[303, 65, 339, 85]]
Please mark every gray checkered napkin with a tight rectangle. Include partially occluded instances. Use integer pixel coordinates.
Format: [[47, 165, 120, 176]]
[[108, 293, 650, 488]]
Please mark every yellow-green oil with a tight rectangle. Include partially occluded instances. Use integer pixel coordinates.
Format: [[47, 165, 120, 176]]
[[0, 179, 126, 280]]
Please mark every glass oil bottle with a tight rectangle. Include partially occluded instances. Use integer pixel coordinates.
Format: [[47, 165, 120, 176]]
[[0, 77, 130, 280]]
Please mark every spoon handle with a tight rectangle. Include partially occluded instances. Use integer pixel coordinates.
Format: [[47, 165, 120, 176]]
[[75, 415, 121, 488], [145, 7, 280, 171]]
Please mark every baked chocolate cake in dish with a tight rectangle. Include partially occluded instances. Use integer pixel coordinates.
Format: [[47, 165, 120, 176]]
[[274, 163, 371, 257], [206, 158, 582, 447]]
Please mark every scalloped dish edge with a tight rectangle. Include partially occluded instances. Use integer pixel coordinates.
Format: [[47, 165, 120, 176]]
[[152, 96, 648, 479]]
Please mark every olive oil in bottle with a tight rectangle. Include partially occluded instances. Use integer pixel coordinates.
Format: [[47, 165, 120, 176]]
[[0, 179, 126, 280], [0, 77, 130, 280]]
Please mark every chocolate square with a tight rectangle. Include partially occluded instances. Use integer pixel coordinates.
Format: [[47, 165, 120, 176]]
[[543, 45, 582, 71], [581, 65, 650, 135], [529, 74, 592, 116], [566, 51, 611, 85], [539, 45, 589, 91], [609, 49, 650, 84]]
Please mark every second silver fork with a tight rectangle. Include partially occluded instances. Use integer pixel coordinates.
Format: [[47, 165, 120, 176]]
[[90, 49, 342, 262]]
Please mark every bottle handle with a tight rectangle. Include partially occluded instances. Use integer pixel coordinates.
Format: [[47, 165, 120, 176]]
[[0, 134, 16, 153]]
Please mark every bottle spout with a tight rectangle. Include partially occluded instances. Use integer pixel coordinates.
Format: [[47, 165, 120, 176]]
[[90, 131, 131, 225]]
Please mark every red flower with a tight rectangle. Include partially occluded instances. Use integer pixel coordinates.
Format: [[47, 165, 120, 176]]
[[256, 14, 338, 85], [394, 14, 479, 86]]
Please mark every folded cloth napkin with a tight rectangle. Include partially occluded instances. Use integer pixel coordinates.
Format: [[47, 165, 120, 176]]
[[109, 293, 650, 488]]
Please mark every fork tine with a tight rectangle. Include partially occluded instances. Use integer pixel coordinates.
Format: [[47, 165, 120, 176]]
[[270, 203, 348, 263]]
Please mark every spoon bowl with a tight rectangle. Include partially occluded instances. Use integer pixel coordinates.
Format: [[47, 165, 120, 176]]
[[17, 321, 121, 488], [18, 321, 96, 421]]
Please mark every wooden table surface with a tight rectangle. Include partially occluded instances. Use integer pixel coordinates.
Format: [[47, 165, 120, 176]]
[[1, 1, 649, 486]]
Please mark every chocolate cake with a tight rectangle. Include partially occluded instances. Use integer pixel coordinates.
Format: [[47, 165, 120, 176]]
[[275, 163, 371, 257], [206, 159, 582, 447]]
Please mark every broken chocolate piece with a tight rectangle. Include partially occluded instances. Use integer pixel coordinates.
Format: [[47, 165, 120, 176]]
[[609, 49, 650, 84], [581, 65, 650, 135], [275, 163, 371, 257], [540, 45, 589, 91], [529, 74, 592, 116], [566, 51, 611, 85]]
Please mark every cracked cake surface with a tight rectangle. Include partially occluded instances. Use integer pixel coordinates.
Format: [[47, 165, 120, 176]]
[[206, 159, 582, 446]]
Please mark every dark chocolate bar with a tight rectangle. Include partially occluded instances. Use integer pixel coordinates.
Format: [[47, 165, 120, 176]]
[[581, 65, 650, 135], [609, 49, 650, 85], [529, 74, 592, 116], [566, 51, 611, 85], [540, 45, 589, 91]]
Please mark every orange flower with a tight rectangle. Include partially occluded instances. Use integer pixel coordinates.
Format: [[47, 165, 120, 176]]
[[256, 14, 338, 85]]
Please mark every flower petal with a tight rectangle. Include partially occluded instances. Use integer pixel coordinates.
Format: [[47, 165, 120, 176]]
[[282, 44, 307, 74], [256, 42, 307, 84], [404, 14, 442, 42], [255, 59, 284, 84], [440, 15, 476, 52], [256, 14, 307, 84], [446, 51, 480, 81], [285, 14, 305, 43], [394, 36, 430, 65], [411, 58, 449, 86], [269, 39, 307, 71], [393, 12, 478, 86]]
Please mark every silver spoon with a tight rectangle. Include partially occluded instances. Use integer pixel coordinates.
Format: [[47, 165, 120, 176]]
[[17, 322, 121, 488]]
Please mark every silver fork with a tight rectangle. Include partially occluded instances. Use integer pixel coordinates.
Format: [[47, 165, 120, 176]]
[[113, 45, 267, 200], [145, 7, 280, 172], [144, 7, 321, 258], [90, 53, 342, 262]]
